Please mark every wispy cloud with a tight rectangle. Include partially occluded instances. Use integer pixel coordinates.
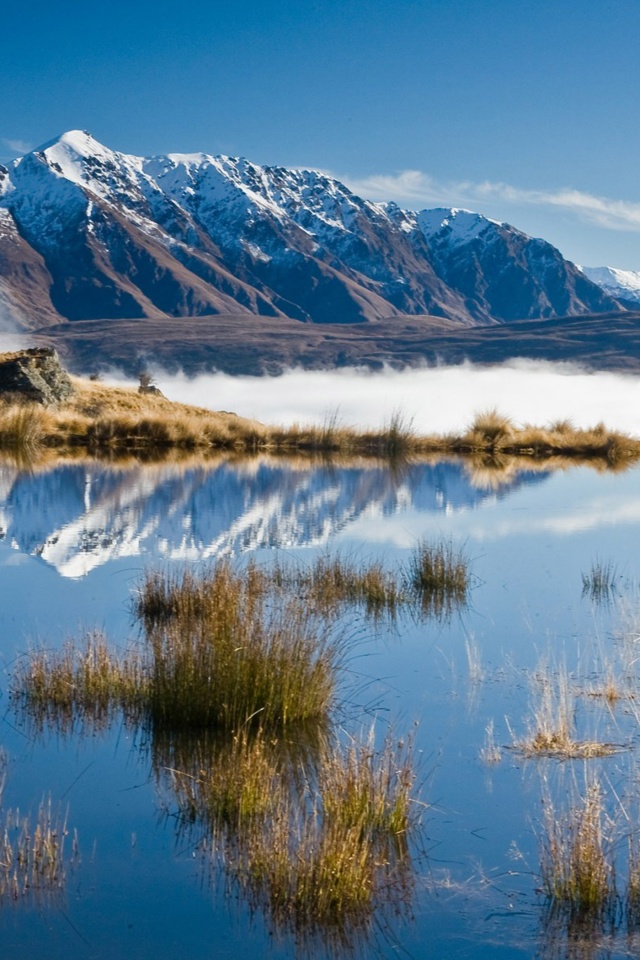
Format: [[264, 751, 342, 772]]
[[340, 170, 640, 233], [2, 138, 33, 155]]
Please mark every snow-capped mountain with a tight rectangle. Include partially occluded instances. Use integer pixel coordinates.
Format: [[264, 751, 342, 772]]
[[578, 265, 640, 306], [0, 131, 620, 332], [0, 457, 548, 578]]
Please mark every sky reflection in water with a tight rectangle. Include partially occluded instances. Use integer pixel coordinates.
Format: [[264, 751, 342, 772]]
[[0, 455, 639, 959]]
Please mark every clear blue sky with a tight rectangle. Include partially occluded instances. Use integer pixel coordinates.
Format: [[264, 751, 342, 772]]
[[3, 0, 640, 268]]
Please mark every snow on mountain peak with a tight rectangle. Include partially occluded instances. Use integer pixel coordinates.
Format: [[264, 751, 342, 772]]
[[579, 264, 640, 304], [417, 207, 504, 244]]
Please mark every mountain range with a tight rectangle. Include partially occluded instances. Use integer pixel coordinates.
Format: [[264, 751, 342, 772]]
[[0, 130, 637, 372]]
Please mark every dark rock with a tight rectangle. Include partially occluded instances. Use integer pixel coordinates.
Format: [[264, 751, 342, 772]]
[[0, 347, 74, 404]]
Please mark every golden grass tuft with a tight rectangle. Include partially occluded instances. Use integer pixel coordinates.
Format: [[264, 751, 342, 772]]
[[12, 632, 148, 734], [539, 783, 616, 919], [515, 667, 618, 760], [140, 562, 342, 732], [408, 539, 470, 618]]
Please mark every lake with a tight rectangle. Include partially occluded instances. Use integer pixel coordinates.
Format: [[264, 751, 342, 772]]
[[1, 451, 639, 959]]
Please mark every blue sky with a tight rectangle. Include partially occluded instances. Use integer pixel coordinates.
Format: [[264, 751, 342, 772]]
[[3, 0, 640, 268]]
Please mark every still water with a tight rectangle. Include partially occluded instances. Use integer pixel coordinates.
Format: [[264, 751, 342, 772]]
[[1, 453, 639, 959]]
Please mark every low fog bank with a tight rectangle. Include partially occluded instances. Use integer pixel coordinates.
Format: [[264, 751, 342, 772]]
[[108, 359, 640, 435]]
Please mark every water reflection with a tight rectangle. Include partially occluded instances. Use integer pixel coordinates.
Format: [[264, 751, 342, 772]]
[[0, 455, 551, 577]]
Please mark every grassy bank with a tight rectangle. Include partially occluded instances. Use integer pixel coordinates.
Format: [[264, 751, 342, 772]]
[[1, 376, 639, 467]]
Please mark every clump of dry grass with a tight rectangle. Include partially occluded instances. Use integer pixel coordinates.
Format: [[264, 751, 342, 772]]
[[203, 731, 416, 944], [319, 732, 414, 840], [11, 632, 148, 734], [539, 783, 617, 920], [515, 667, 617, 760], [0, 403, 50, 449], [15, 566, 344, 736], [465, 408, 514, 448], [141, 562, 342, 732], [408, 539, 470, 618]]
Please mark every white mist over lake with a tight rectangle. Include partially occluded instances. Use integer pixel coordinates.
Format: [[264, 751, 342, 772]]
[[143, 360, 640, 435]]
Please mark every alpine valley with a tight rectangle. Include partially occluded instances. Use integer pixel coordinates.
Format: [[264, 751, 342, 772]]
[[1, 130, 639, 373]]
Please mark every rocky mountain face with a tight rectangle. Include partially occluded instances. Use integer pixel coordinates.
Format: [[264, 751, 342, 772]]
[[0, 131, 621, 331]]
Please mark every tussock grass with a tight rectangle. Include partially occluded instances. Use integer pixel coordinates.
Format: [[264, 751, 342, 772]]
[[408, 539, 470, 618], [515, 667, 618, 760], [141, 562, 342, 732], [271, 552, 405, 620], [540, 783, 617, 920], [12, 633, 148, 734], [192, 731, 416, 944], [319, 732, 414, 839], [15, 567, 343, 735]]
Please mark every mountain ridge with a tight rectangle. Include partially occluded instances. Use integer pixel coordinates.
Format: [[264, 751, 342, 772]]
[[0, 130, 622, 337]]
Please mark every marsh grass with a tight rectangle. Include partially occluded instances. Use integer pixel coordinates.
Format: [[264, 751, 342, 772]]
[[515, 668, 617, 759], [0, 797, 78, 902], [271, 553, 405, 621], [11, 633, 148, 734], [3, 374, 640, 468], [582, 558, 619, 604], [193, 731, 417, 945], [146, 586, 341, 734], [408, 539, 470, 618], [539, 783, 617, 921]]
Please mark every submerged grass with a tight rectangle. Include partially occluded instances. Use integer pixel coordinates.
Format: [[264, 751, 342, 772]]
[[582, 558, 619, 604]]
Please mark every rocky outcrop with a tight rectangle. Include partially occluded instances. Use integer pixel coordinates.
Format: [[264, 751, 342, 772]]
[[0, 347, 74, 404]]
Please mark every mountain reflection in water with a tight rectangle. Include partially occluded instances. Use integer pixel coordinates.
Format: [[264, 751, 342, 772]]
[[0, 456, 549, 578]]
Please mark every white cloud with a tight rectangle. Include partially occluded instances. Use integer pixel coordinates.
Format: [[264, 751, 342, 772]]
[[124, 359, 640, 437], [2, 138, 33, 155], [340, 170, 640, 233]]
